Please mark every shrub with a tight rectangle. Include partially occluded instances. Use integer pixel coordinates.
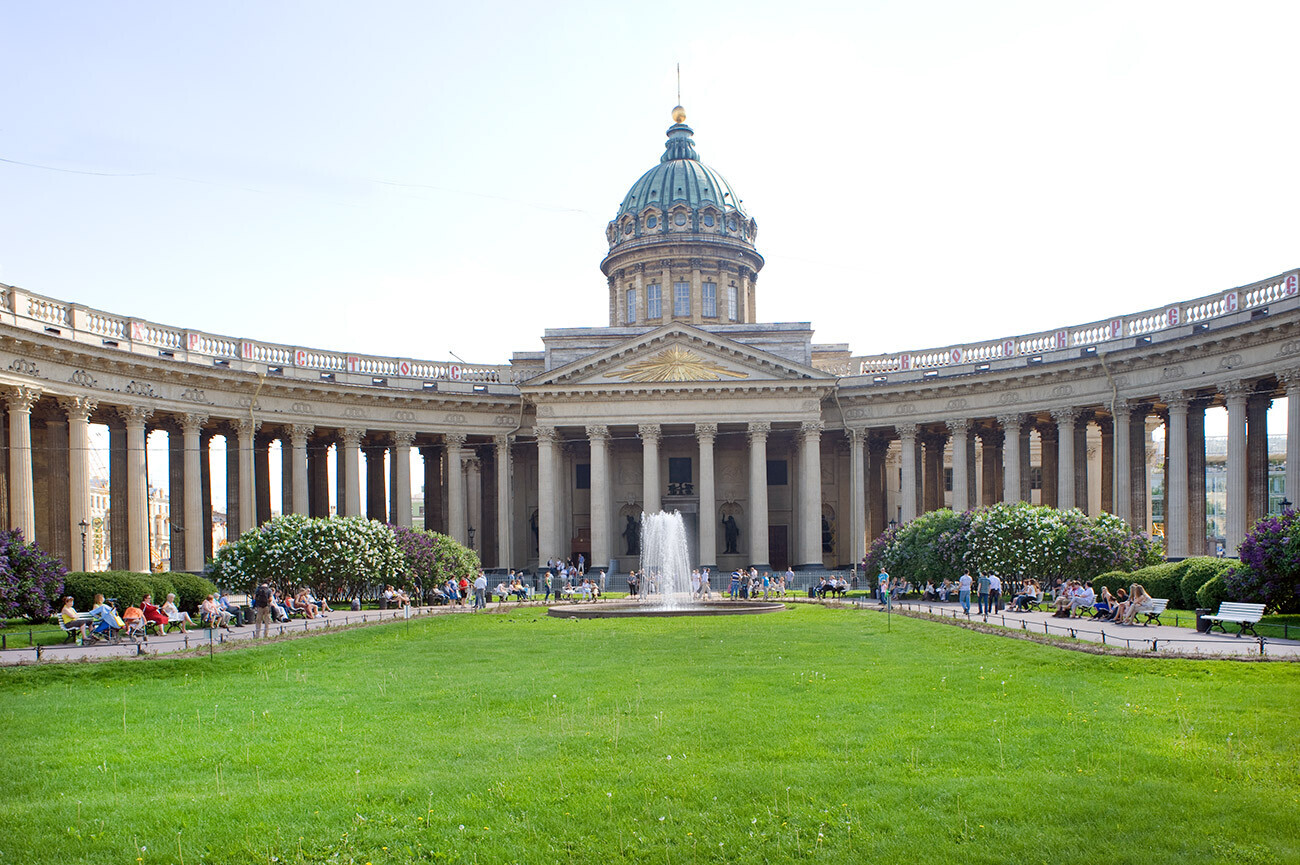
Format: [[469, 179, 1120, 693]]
[[138, 574, 177, 607], [1126, 562, 1187, 608], [1092, 570, 1133, 600], [1224, 510, 1300, 613], [61, 571, 150, 612], [390, 525, 480, 594], [1179, 558, 1233, 609], [0, 529, 66, 623], [1197, 574, 1232, 610], [164, 571, 218, 613], [210, 514, 403, 601], [871, 503, 1160, 585]]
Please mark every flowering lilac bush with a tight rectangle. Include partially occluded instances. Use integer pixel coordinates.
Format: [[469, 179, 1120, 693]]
[[868, 503, 1160, 584], [0, 529, 66, 623], [1226, 509, 1300, 613], [390, 525, 480, 593], [210, 514, 403, 601]]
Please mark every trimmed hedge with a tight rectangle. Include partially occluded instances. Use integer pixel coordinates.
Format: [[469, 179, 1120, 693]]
[[1179, 558, 1235, 610], [1197, 574, 1232, 610], [1094, 558, 1238, 611], [60, 570, 215, 613], [1092, 571, 1133, 601]]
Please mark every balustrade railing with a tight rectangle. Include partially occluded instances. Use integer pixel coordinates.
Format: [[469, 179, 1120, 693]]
[[828, 268, 1298, 379]]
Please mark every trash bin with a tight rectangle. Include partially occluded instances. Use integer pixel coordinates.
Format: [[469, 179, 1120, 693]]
[[1196, 608, 1212, 633], [807, 586, 817, 599]]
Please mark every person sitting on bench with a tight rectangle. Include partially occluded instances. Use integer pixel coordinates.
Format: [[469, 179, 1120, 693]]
[[1119, 584, 1154, 625], [162, 593, 195, 633]]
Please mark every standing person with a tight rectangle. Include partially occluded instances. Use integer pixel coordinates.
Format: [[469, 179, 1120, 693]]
[[877, 568, 889, 606], [958, 570, 973, 615], [473, 571, 488, 610], [599, 569, 607, 596], [543, 571, 552, 602], [729, 570, 741, 600], [578, 553, 585, 576], [987, 573, 1002, 614], [252, 582, 273, 638], [977, 572, 991, 615]]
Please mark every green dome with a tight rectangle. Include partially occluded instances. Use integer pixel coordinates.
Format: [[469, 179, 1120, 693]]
[[605, 112, 757, 250]]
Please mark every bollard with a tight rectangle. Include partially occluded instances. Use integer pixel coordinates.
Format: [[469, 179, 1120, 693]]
[[35, 645, 42, 660], [184, 635, 189, 649], [1101, 631, 1106, 645], [2, 634, 5, 650], [1258, 637, 1265, 656], [137, 643, 144, 656], [29, 629, 34, 646]]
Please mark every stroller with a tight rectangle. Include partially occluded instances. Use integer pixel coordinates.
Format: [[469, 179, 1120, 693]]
[[86, 601, 126, 645]]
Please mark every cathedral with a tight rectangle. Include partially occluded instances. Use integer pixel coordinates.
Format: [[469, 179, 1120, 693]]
[[0, 106, 1297, 575]]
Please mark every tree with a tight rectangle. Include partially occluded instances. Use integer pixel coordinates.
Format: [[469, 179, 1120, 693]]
[[0, 529, 66, 623]]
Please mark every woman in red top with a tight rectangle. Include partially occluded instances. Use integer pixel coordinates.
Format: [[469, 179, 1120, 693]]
[[458, 576, 470, 606], [140, 594, 169, 634]]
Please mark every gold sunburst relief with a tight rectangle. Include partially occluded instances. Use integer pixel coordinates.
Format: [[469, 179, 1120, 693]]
[[610, 346, 750, 383]]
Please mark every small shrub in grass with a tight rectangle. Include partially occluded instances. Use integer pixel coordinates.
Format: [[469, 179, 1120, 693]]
[[0, 529, 66, 624], [1180, 557, 1233, 609], [61, 571, 150, 612], [1197, 574, 1232, 610]]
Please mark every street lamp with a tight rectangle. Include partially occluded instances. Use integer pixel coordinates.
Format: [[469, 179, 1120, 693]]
[[78, 519, 89, 571], [1282, 498, 1292, 513], [467, 526, 476, 549]]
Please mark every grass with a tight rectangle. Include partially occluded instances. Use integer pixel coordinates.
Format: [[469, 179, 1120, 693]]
[[0, 605, 1297, 864]]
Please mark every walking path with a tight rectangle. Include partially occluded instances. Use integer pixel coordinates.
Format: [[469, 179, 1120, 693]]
[[848, 597, 1300, 658]]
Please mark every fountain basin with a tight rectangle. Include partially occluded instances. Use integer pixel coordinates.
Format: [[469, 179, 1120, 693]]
[[547, 600, 787, 619]]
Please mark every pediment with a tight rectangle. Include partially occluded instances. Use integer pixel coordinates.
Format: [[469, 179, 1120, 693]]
[[521, 324, 832, 391]]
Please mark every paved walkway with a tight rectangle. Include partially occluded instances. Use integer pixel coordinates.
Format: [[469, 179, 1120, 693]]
[[847, 597, 1300, 658]]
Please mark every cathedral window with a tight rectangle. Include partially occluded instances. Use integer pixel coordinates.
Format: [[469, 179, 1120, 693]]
[[626, 288, 637, 324], [646, 214, 657, 229], [702, 282, 717, 317], [727, 285, 738, 321], [674, 282, 690, 316], [703, 213, 715, 227], [647, 284, 662, 319]]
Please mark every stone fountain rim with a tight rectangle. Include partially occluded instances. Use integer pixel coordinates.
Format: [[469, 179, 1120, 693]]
[[546, 600, 788, 619]]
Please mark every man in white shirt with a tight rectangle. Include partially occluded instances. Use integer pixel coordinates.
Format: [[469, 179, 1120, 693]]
[[473, 571, 488, 610], [987, 573, 1003, 614], [958, 571, 973, 615], [1071, 581, 1096, 617]]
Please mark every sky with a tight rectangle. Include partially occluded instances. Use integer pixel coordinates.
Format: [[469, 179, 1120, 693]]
[[4, 1, 1297, 512]]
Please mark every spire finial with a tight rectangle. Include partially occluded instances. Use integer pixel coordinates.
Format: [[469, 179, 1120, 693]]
[[671, 64, 686, 124]]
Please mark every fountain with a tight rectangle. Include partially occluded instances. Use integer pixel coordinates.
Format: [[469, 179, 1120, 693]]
[[547, 510, 785, 619]]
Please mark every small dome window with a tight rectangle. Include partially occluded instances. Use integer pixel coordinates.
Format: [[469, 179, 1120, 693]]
[[727, 218, 737, 231], [623, 222, 633, 235], [674, 212, 687, 226], [646, 215, 658, 228], [703, 213, 715, 227]]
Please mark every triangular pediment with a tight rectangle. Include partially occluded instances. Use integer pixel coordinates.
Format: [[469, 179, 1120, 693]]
[[520, 324, 832, 391]]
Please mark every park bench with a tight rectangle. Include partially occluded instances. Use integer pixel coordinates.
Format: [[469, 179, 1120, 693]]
[[1133, 598, 1168, 626], [56, 615, 92, 643], [1205, 602, 1267, 637], [817, 584, 848, 599]]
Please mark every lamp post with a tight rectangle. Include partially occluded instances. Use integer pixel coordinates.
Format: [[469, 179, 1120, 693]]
[[1282, 498, 1292, 513], [467, 526, 476, 551], [78, 519, 89, 571]]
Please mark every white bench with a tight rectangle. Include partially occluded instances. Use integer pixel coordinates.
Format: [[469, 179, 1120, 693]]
[[1132, 598, 1169, 626], [1205, 602, 1267, 637]]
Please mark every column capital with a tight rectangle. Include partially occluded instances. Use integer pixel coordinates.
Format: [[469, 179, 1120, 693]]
[[1036, 421, 1058, 441], [392, 430, 416, 448], [1279, 366, 1300, 389], [585, 424, 610, 441], [695, 422, 718, 439], [1095, 416, 1113, 434], [4, 385, 42, 413], [534, 425, 557, 445], [289, 423, 314, 445], [799, 420, 823, 437], [182, 412, 210, 434], [1161, 391, 1191, 413], [945, 418, 970, 436], [977, 426, 1004, 446], [1219, 380, 1250, 402], [119, 404, 154, 427], [493, 433, 514, 450], [444, 431, 467, 449], [58, 395, 98, 422], [235, 417, 261, 436], [996, 413, 1024, 432], [1050, 407, 1079, 425], [895, 422, 918, 439], [341, 427, 365, 448], [867, 433, 890, 455], [844, 427, 865, 445], [747, 420, 771, 442], [637, 423, 661, 442]]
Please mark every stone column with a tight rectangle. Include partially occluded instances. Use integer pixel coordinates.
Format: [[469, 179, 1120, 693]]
[[494, 435, 513, 568], [1223, 382, 1249, 556], [999, 414, 1024, 503], [1246, 391, 1270, 526], [947, 420, 970, 512], [420, 446, 442, 532], [200, 430, 214, 561], [1113, 400, 1132, 522], [898, 423, 918, 522], [797, 421, 823, 568], [979, 428, 1002, 505], [445, 433, 467, 543], [1038, 423, 1058, 508], [1129, 404, 1150, 532], [536, 426, 558, 566], [60, 396, 97, 571], [182, 413, 207, 571], [253, 434, 272, 525], [289, 425, 311, 515], [1053, 408, 1077, 510], [696, 423, 717, 569], [364, 442, 387, 522], [866, 435, 888, 539], [4, 387, 41, 541], [639, 423, 661, 514], [1163, 392, 1190, 558], [586, 425, 611, 571], [847, 429, 866, 566], [1098, 417, 1114, 514], [1188, 400, 1208, 556], [123, 405, 154, 572], [747, 421, 771, 567], [465, 453, 482, 553], [235, 419, 258, 534], [307, 437, 330, 518], [1283, 369, 1300, 512], [390, 432, 413, 528], [340, 428, 363, 518]]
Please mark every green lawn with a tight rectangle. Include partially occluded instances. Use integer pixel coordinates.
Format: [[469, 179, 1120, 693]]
[[1, 605, 1296, 864]]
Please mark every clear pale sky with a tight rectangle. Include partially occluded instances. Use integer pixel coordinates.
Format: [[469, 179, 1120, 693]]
[[4, 1, 1296, 505]]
